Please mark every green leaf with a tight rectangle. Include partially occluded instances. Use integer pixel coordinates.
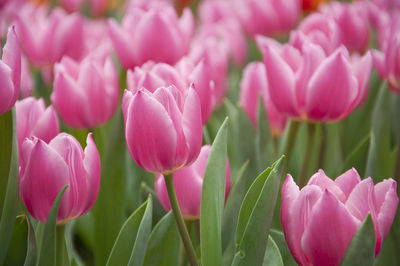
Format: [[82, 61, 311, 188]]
[[144, 212, 181, 266], [0, 108, 19, 264], [107, 196, 152, 266], [263, 236, 283, 266], [23, 216, 37, 266], [340, 214, 375, 266], [38, 185, 68, 266], [269, 229, 297, 266], [201, 117, 229, 266], [342, 133, 370, 176], [234, 156, 284, 266]]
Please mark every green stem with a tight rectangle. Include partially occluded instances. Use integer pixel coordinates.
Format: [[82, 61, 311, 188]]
[[298, 123, 317, 187], [164, 174, 198, 266], [284, 120, 300, 160], [394, 130, 400, 195], [317, 123, 327, 169], [56, 225, 70, 266]]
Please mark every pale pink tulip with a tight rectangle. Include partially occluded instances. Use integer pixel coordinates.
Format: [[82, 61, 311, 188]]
[[52, 55, 119, 129], [20, 133, 101, 223], [281, 169, 398, 265], [155, 145, 230, 219], [0, 25, 20, 115], [239, 62, 287, 136], [123, 85, 202, 174]]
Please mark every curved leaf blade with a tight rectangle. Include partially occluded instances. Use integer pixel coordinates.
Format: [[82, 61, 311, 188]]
[[263, 236, 283, 266]]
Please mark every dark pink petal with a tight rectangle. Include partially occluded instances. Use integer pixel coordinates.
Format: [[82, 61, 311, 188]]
[[0, 61, 14, 114]]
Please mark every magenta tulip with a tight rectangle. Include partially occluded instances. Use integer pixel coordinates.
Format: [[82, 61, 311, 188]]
[[123, 85, 202, 174], [239, 62, 287, 136], [281, 169, 398, 266], [16, 97, 59, 152], [0, 25, 20, 115], [20, 133, 101, 223], [52, 55, 119, 129], [155, 145, 230, 219]]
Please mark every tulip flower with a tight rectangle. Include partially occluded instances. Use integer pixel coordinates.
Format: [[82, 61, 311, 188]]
[[281, 169, 398, 266], [108, 6, 194, 68], [123, 85, 202, 174], [19, 133, 101, 223], [239, 62, 287, 136], [16, 97, 59, 152], [61, 0, 83, 12], [20, 56, 33, 99], [0, 25, 20, 115], [155, 145, 231, 219], [51, 55, 119, 129], [258, 36, 372, 122]]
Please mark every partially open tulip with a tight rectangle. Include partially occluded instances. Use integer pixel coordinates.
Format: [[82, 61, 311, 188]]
[[0, 25, 20, 115], [108, 6, 194, 68], [16, 97, 59, 152], [20, 133, 101, 223], [123, 85, 202, 174], [52, 55, 119, 129], [281, 169, 398, 265], [155, 145, 230, 219], [239, 62, 287, 136], [258, 36, 372, 122]]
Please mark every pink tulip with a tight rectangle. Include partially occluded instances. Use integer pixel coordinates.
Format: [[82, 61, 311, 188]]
[[281, 169, 398, 265], [108, 6, 194, 69], [19, 56, 33, 99], [239, 62, 287, 136], [122, 85, 202, 174], [125, 0, 172, 12], [52, 55, 119, 129], [155, 145, 230, 219], [258, 36, 372, 122], [61, 0, 83, 12], [20, 133, 101, 223], [16, 97, 59, 152], [15, 3, 84, 67], [0, 25, 20, 115]]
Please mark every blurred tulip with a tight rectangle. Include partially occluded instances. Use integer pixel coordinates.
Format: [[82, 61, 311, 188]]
[[155, 145, 231, 219], [19, 56, 33, 99], [61, 0, 83, 12], [108, 6, 194, 68], [52, 55, 119, 129], [123, 85, 202, 174], [20, 133, 101, 223], [0, 25, 20, 115], [258, 36, 372, 122], [16, 97, 59, 152], [302, 0, 327, 11], [15, 3, 84, 67], [239, 62, 287, 136], [281, 168, 398, 265]]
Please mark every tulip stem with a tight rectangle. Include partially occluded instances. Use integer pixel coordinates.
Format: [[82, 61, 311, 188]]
[[317, 123, 327, 169], [164, 174, 198, 266], [299, 123, 316, 187], [283, 120, 300, 161], [394, 129, 400, 194], [56, 225, 70, 266]]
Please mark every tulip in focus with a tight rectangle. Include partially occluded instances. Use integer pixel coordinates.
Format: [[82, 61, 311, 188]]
[[281, 169, 398, 265], [19, 133, 101, 223], [155, 145, 231, 219], [52, 55, 119, 129], [123, 85, 202, 174], [239, 62, 287, 136]]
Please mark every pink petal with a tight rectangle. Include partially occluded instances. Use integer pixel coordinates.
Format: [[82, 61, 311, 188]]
[[108, 19, 136, 69], [0, 62, 14, 114], [31, 106, 60, 144], [308, 169, 346, 203], [334, 168, 361, 200], [350, 52, 372, 109], [2, 26, 21, 101], [151, 63, 186, 93], [371, 49, 386, 80]]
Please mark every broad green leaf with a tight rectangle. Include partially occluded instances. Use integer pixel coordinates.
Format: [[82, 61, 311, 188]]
[[38, 186, 68, 266], [0, 108, 19, 264], [340, 214, 375, 266], [128, 196, 152, 266], [144, 212, 181, 266], [263, 236, 283, 266], [234, 156, 284, 266], [255, 97, 274, 172], [107, 196, 152, 266], [269, 229, 297, 266], [201, 117, 229, 266], [23, 216, 37, 266], [342, 133, 370, 176], [322, 123, 343, 176]]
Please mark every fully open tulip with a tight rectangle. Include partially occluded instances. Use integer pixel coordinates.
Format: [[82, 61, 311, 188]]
[[258, 37, 372, 122], [0, 25, 20, 115], [239, 62, 287, 136], [19, 133, 101, 223], [281, 169, 398, 266], [155, 145, 230, 219], [52, 55, 119, 129], [123, 85, 202, 174], [16, 97, 59, 152]]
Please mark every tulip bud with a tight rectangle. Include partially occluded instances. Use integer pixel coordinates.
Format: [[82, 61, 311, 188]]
[[281, 169, 399, 265], [155, 145, 230, 219], [20, 133, 101, 223], [123, 85, 202, 174]]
